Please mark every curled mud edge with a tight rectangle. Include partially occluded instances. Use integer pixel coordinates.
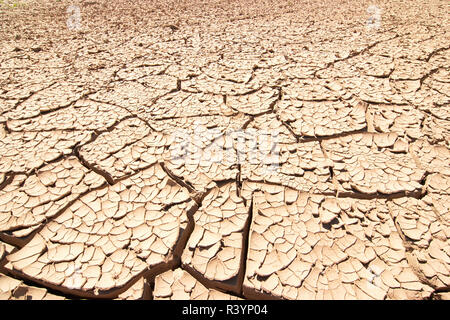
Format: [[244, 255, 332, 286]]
[[0, 201, 200, 300], [0, 181, 109, 249]]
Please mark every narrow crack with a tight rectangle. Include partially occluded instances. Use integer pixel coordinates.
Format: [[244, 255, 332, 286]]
[[0, 266, 85, 300], [0, 180, 108, 249], [159, 161, 198, 201], [0, 173, 14, 192], [2, 192, 201, 300], [0, 81, 57, 118], [386, 203, 438, 291], [423, 45, 450, 62], [237, 194, 254, 297], [73, 134, 115, 185]]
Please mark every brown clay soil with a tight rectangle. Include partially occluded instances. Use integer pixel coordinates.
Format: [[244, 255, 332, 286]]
[[0, 0, 449, 300]]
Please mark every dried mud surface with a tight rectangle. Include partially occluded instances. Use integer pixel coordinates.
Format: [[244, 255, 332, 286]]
[[0, 0, 449, 300]]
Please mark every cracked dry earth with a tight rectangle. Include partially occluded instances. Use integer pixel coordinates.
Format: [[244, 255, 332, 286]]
[[0, 0, 449, 301]]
